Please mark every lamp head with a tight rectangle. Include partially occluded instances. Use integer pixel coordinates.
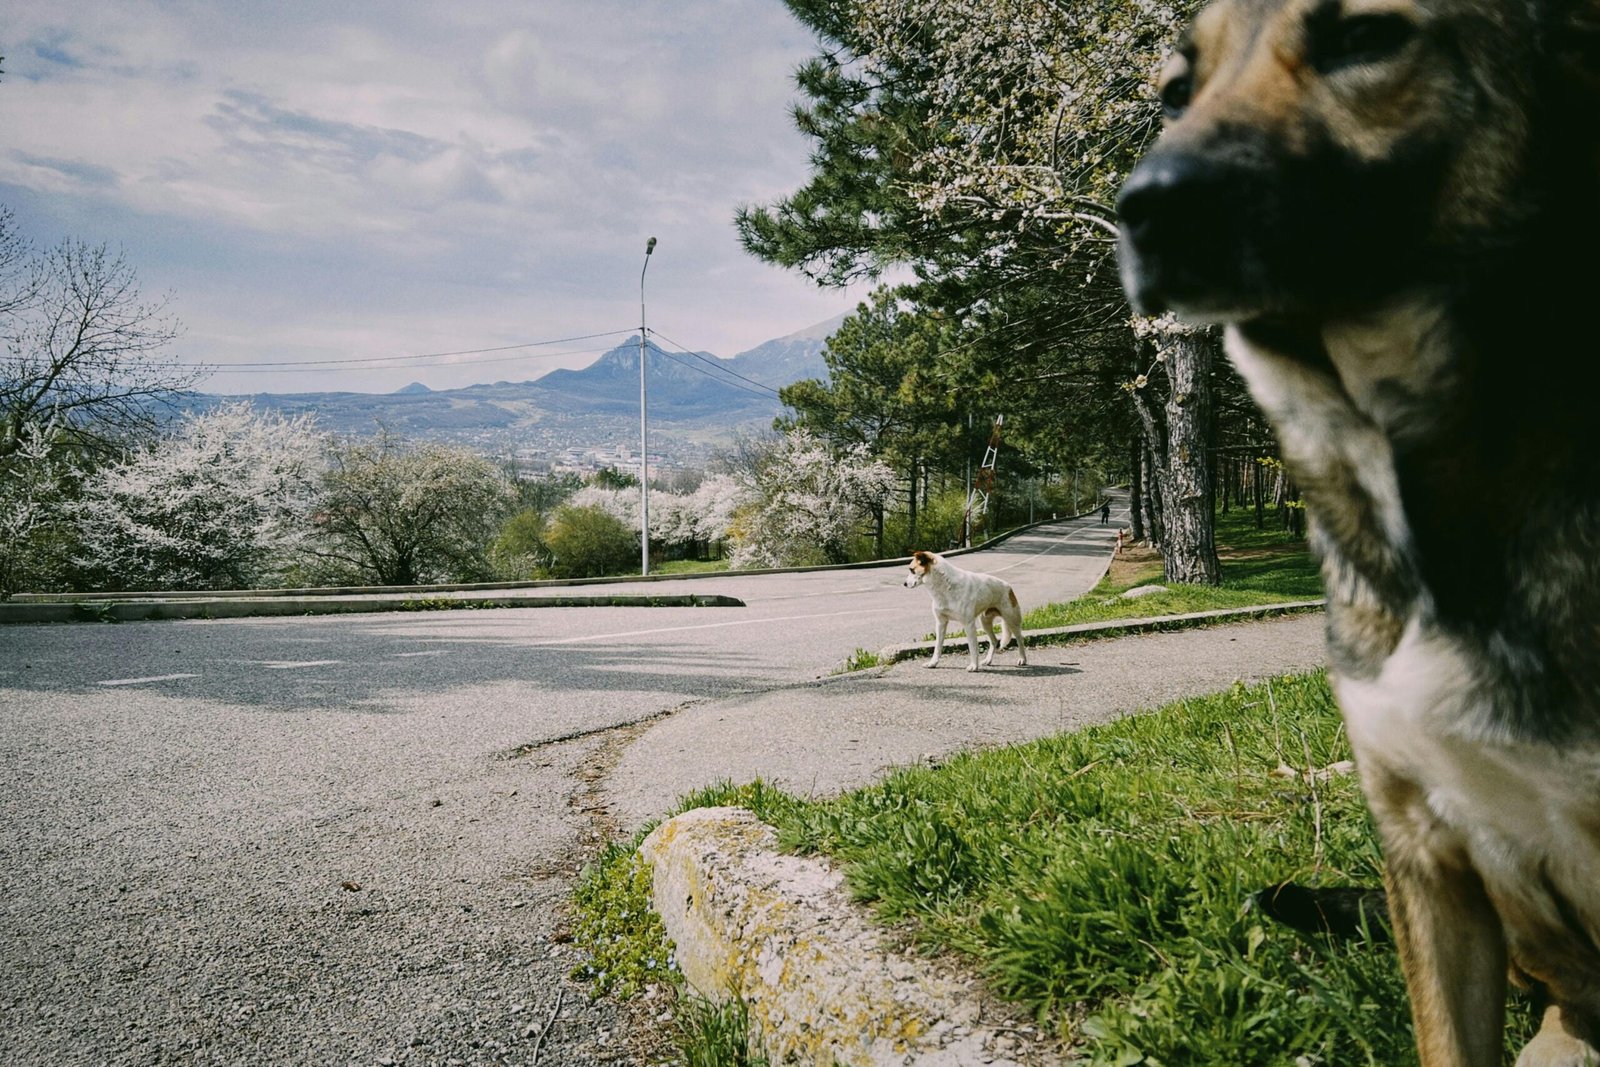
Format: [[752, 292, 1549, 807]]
[[645, 236, 657, 256]]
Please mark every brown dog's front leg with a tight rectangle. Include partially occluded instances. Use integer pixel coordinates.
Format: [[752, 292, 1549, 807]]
[[1385, 850, 1508, 1066]]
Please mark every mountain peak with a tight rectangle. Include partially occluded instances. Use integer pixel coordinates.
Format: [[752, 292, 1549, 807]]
[[393, 381, 432, 395], [771, 312, 848, 345]]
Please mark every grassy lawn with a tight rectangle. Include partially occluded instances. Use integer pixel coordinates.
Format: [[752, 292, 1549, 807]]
[[652, 558, 731, 576], [1023, 508, 1322, 631], [577, 674, 1540, 1065]]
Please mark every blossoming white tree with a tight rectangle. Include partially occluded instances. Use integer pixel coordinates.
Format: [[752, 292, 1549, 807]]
[[310, 434, 517, 586], [0, 421, 76, 598], [687, 473, 748, 556], [73, 403, 325, 591], [728, 430, 897, 568]]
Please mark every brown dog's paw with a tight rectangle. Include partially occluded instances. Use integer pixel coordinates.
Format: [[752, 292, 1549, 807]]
[[1249, 882, 1391, 941]]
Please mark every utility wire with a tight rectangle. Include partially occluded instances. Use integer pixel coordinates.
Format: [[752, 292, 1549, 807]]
[[646, 331, 785, 397], [648, 344, 783, 401], [210, 328, 638, 368], [173, 344, 624, 376]]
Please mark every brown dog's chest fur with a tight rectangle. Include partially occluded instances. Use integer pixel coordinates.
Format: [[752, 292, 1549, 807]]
[[1227, 301, 1600, 1026]]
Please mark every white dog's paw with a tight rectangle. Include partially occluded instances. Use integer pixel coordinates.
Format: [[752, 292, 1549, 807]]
[[965, 663, 980, 673], [924, 659, 940, 669], [1517, 1009, 1600, 1067]]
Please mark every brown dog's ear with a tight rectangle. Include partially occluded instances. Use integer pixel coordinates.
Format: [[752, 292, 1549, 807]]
[[911, 550, 935, 566]]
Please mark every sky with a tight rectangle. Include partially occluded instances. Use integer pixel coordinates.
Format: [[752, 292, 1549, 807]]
[[0, 0, 877, 395]]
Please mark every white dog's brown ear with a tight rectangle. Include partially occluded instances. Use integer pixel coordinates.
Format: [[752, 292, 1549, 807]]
[[912, 550, 935, 567]]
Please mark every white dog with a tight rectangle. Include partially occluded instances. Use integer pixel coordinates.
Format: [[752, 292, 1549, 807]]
[[903, 550, 1028, 671]]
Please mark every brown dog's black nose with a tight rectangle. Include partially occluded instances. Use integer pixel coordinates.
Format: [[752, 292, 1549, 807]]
[[1116, 152, 1238, 248], [1117, 149, 1268, 314]]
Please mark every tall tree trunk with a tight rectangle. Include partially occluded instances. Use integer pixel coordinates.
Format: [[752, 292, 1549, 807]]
[[1253, 457, 1265, 528], [1128, 437, 1145, 542], [1142, 444, 1164, 548], [907, 460, 919, 550], [1128, 321, 1220, 583], [1159, 329, 1221, 584]]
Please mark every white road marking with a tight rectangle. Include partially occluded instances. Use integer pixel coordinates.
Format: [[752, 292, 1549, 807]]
[[529, 608, 901, 646], [258, 660, 343, 669], [97, 673, 199, 687], [390, 650, 450, 658]]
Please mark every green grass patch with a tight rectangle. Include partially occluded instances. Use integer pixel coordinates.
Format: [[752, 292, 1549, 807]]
[[659, 678, 1539, 1064], [396, 596, 498, 612], [835, 647, 883, 674], [1024, 509, 1322, 632], [570, 781, 810, 1062], [569, 842, 678, 1000], [654, 558, 731, 576], [672, 995, 770, 1067]]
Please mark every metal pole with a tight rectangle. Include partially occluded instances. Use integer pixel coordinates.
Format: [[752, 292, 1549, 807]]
[[639, 236, 656, 576]]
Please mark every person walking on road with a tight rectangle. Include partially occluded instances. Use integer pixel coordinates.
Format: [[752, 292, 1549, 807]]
[[1100, 501, 1111, 525]]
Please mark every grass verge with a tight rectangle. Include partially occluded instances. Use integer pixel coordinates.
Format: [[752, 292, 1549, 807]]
[[1024, 509, 1321, 632], [653, 559, 733, 576], [577, 676, 1540, 1065], [571, 782, 805, 1064]]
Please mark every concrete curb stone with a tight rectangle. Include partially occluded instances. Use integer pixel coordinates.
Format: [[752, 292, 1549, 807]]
[[641, 807, 1048, 1067], [871, 598, 1326, 666], [0, 592, 745, 626]]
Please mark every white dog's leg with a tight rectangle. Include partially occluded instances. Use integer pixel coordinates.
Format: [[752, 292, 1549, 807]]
[[966, 617, 983, 671], [1005, 605, 1028, 666], [927, 616, 947, 668], [980, 611, 1000, 667]]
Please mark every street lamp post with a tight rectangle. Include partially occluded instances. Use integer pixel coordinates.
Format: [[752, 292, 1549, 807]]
[[639, 236, 656, 576]]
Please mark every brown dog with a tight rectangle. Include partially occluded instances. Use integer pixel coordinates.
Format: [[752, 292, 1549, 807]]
[[1118, 0, 1600, 1063]]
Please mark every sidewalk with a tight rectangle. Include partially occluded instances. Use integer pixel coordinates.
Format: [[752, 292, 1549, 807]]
[[603, 612, 1328, 827]]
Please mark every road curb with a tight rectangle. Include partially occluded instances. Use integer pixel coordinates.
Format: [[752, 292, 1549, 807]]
[[0, 593, 745, 626], [873, 599, 1326, 665], [640, 807, 1040, 1066]]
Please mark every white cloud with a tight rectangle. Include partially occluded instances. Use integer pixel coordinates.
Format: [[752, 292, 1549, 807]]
[[0, 0, 876, 395]]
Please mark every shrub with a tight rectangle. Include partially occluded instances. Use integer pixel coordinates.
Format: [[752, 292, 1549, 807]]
[[544, 503, 638, 578]]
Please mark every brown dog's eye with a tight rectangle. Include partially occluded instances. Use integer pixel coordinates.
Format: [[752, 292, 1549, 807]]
[[1159, 74, 1193, 120], [1316, 13, 1415, 72]]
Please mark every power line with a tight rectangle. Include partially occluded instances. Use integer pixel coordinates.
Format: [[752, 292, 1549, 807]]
[[646, 331, 785, 397], [647, 344, 783, 401], [171, 344, 625, 376], [211, 328, 638, 368]]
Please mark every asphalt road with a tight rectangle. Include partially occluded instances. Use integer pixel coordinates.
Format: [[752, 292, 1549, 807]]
[[0, 509, 1125, 1067]]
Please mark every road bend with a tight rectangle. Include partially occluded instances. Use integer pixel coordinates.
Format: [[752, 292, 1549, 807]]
[[0, 506, 1124, 1066]]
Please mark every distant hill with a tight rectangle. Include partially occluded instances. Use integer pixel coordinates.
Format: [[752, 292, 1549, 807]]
[[722, 313, 842, 386], [179, 316, 845, 458]]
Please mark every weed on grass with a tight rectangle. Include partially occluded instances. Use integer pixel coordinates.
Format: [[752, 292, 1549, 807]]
[[570, 842, 677, 999], [673, 994, 770, 1067], [835, 647, 883, 674]]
